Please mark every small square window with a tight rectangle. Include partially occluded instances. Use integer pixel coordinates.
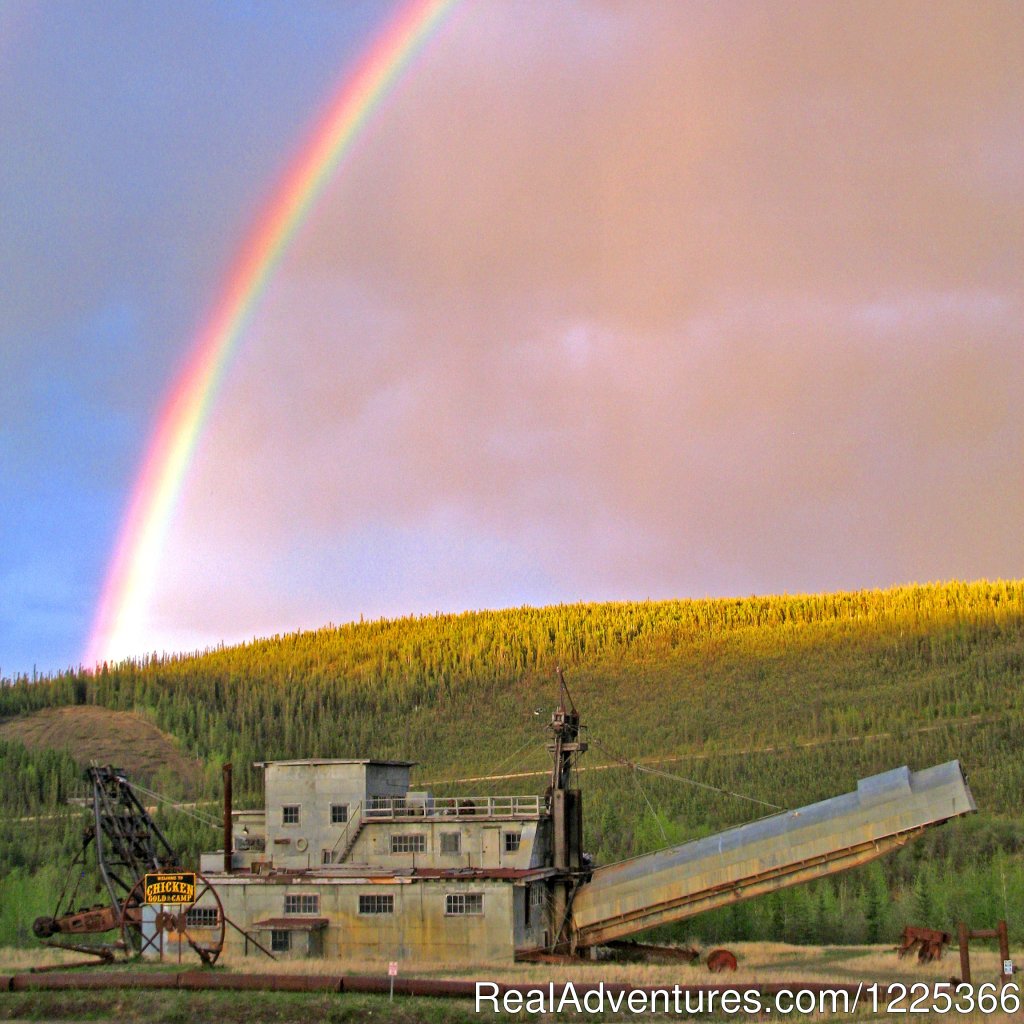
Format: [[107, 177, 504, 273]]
[[440, 832, 461, 855], [271, 929, 291, 952], [503, 831, 521, 853], [330, 803, 349, 824], [282, 805, 300, 826]]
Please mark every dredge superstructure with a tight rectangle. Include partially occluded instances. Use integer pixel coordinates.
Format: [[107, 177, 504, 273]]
[[198, 674, 976, 962]]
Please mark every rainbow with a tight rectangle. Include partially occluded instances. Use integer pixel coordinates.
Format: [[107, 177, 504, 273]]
[[84, 0, 457, 667]]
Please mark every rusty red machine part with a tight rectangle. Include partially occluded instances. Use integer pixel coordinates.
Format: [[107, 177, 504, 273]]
[[33, 905, 119, 939], [706, 948, 739, 972], [33, 765, 241, 965], [896, 926, 952, 962], [33, 766, 182, 960]]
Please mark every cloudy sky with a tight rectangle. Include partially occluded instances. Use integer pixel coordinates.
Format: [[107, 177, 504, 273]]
[[2, 0, 1022, 676]]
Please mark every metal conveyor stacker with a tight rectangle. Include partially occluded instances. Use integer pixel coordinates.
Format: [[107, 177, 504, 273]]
[[571, 761, 975, 948]]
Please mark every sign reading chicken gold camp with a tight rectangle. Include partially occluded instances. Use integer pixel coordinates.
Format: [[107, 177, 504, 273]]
[[143, 871, 196, 904]]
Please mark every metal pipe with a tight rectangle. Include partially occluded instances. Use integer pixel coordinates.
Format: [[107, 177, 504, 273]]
[[5, 972, 953, 1001], [222, 764, 233, 875]]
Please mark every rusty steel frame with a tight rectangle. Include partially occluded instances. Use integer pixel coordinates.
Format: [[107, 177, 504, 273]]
[[957, 920, 1011, 986], [87, 766, 179, 913], [121, 872, 226, 966]]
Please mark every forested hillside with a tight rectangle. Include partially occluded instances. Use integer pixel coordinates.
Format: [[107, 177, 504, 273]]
[[2, 580, 1023, 947]]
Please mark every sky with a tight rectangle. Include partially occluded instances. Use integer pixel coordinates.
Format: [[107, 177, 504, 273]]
[[1, 0, 1022, 678]]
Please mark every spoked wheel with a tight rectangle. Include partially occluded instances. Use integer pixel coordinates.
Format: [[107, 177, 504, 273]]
[[121, 871, 226, 965]]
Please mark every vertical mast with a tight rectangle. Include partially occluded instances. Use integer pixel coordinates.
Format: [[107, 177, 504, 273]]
[[549, 666, 583, 795], [547, 667, 587, 951], [223, 763, 233, 875]]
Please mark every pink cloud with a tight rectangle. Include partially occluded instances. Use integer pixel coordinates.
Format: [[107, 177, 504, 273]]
[[141, 1, 1023, 654]]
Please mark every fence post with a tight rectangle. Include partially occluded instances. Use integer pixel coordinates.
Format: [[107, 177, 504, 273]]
[[957, 921, 971, 985], [998, 920, 1011, 986]]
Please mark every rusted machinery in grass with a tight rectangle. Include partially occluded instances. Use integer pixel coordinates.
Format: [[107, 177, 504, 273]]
[[706, 948, 739, 972], [897, 926, 952, 962], [33, 765, 229, 964]]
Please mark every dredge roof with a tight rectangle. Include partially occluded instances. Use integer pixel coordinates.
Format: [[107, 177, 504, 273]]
[[254, 758, 416, 768]]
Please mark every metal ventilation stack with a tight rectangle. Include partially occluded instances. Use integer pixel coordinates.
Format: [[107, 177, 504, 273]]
[[571, 761, 975, 949]]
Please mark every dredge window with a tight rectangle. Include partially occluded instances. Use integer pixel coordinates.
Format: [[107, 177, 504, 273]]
[[440, 832, 461, 854], [283, 894, 319, 915], [282, 805, 300, 825], [503, 831, 521, 853], [390, 834, 426, 854], [271, 930, 291, 952], [185, 906, 220, 927], [445, 893, 484, 916], [359, 894, 395, 915]]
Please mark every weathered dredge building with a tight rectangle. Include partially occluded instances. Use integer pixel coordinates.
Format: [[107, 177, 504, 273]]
[[198, 678, 977, 963], [201, 757, 557, 960]]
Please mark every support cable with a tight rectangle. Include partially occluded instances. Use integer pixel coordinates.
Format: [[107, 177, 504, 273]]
[[459, 731, 548, 799], [631, 768, 669, 845], [589, 736, 787, 812], [125, 780, 223, 829]]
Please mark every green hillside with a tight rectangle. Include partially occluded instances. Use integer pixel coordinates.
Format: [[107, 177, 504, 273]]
[[2, 580, 1023, 947]]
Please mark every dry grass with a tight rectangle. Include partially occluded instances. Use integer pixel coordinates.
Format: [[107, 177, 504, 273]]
[[0, 946, 99, 972], [0, 706, 203, 792], [11, 939, 1016, 985], [215, 940, 1020, 987], [7, 941, 1020, 1023]]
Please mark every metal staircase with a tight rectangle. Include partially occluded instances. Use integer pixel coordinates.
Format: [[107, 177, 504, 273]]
[[329, 801, 365, 863]]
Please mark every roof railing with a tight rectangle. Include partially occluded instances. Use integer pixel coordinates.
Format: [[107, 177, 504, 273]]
[[364, 794, 542, 819]]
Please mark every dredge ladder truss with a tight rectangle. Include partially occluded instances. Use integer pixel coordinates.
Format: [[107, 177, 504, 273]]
[[571, 761, 976, 948]]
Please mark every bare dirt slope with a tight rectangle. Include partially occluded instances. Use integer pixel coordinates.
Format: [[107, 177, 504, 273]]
[[0, 705, 203, 793]]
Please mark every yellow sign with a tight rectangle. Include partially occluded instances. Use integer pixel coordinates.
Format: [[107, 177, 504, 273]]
[[143, 871, 196, 904]]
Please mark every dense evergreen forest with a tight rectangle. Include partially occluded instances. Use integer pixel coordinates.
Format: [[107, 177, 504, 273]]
[[2, 580, 1023, 948]]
